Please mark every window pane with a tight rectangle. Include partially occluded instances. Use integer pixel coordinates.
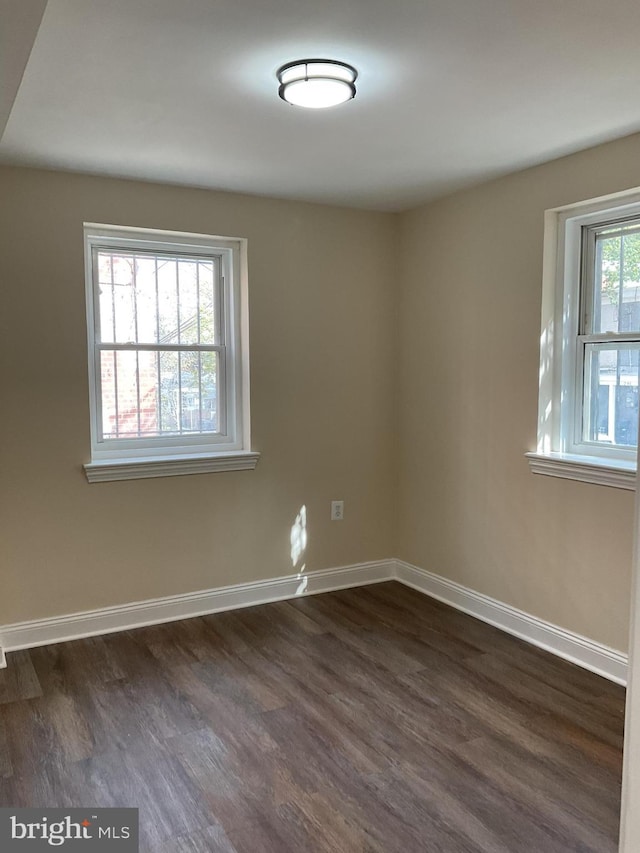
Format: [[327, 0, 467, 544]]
[[195, 261, 216, 345], [593, 227, 640, 333], [100, 349, 219, 439], [583, 344, 639, 448], [98, 252, 132, 343], [134, 256, 159, 342], [98, 251, 218, 345], [175, 350, 219, 433], [101, 349, 152, 439]]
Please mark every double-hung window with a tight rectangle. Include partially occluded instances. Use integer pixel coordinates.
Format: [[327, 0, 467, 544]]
[[83, 224, 257, 482], [528, 190, 640, 489]]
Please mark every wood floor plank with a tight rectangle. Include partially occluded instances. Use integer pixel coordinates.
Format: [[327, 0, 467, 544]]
[[0, 581, 625, 851], [478, 637, 622, 703], [167, 726, 276, 833], [0, 715, 12, 779], [451, 734, 618, 852], [0, 650, 42, 704], [29, 636, 127, 692], [275, 788, 387, 853], [79, 738, 214, 849], [463, 651, 624, 747], [528, 711, 624, 776], [396, 742, 603, 853], [158, 824, 238, 853]]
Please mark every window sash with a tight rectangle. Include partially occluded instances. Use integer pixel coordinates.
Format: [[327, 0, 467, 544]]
[[92, 247, 223, 347], [567, 213, 640, 461], [578, 341, 640, 452], [94, 345, 227, 446], [581, 216, 640, 337]]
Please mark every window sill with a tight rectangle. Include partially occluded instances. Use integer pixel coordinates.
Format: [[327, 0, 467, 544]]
[[525, 451, 636, 490], [84, 451, 260, 483]]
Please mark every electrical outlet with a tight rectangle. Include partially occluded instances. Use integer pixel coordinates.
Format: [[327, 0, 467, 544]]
[[331, 500, 344, 521]]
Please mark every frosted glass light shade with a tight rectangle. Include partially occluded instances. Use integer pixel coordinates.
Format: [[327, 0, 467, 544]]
[[277, 60, 357, 109]]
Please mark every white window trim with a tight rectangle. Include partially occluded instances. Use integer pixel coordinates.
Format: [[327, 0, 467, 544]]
[[525, 451, 635, 490], [83, 223, 258, 482], [84, 450, 260, 483], [529, 187, 640, 490]]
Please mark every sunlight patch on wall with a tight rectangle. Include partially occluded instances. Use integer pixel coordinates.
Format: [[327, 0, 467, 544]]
[[290, 505, 308, 594]]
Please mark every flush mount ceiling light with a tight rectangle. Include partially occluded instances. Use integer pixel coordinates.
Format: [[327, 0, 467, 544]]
[[277, 59, 358, 109]]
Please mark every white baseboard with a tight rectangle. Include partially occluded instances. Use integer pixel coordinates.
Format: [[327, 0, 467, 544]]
[[0, 559, 394, 662], [0, 557, 627, 685], [395, 559, 628, 685]]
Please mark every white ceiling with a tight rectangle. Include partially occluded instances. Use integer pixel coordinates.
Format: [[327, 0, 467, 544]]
[[3, 0, 640, 211]]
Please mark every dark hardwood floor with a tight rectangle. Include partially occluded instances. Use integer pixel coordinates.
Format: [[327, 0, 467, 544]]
[[0, 581, 625, 852]]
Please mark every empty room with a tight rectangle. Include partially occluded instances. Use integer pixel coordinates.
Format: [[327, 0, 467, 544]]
[[2, 1, 640, 851]]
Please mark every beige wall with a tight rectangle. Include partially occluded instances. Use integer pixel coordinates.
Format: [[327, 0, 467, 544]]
[[0, 167, 398, 624], [2, 133, 639, 649], [398, 133, 640, 652]]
